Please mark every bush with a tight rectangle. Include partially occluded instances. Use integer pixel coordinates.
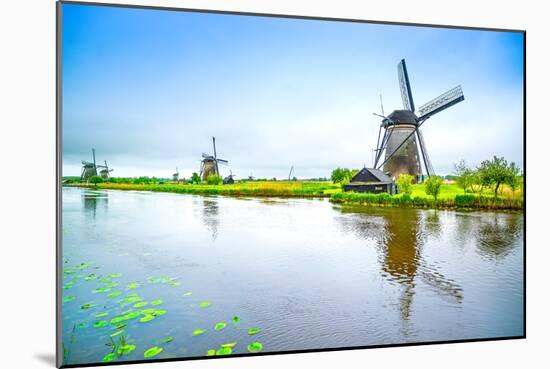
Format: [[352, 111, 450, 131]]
[[455, 194, 476, 207], [189, 172, 201, 184], [206, 174, 223, 185], [89, 175, 104, 185], [396, 174, 414, 195], [331, 168, 353, 184], [425, 176, 443, 201]]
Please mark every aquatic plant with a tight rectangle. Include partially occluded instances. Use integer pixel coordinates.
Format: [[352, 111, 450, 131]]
[[247, 341, 263, 353], [143, 346, 163, 358], [192, 329, 206, 336], [214, 322, 227, 331], [247, 327, 261, 335]]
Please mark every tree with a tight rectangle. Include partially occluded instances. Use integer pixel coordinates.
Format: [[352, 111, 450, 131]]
[[506, 163, 521, 195], [206, 174, 223, 185], [396, 174, 413, 196], [331, 168, 353, 184], [425, 175, 442, 202], [477, 156, 517, 197], [454, 160, 475, 193], [89, 175, 104, 185], [189, 172, 201, 184]]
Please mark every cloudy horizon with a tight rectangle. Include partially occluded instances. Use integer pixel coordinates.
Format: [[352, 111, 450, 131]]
[[62, 4, 524, 180]]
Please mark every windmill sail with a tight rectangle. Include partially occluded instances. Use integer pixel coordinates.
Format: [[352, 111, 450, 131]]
[[417, 85, 464, 121], [397, 59, 415, 112], [416, 128, 435, 176]]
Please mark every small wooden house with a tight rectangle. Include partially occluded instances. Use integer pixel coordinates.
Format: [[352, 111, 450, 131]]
[[343, 168, 396, 194]]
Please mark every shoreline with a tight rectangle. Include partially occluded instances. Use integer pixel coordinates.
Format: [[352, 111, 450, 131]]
[[64, 183, 524, 212]]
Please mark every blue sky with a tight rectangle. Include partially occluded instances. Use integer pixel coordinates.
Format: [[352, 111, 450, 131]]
[[62, 3, 524, 178]]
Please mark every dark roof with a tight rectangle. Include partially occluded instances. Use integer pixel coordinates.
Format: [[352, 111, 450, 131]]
[[350, 167, 393, 184], [385, 110, 418, 125]]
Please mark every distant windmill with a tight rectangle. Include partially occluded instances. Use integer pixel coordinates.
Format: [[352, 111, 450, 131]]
[[373, 59, 465, 182], [288, 166, 294, 181], [200, 137, 228, 181], [223, 170, 235, 185], [80, 148, 113, 182], [172, 167, 179, 182]]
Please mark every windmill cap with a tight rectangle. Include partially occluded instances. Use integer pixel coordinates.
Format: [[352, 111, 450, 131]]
[[384, 110, 418, 125]]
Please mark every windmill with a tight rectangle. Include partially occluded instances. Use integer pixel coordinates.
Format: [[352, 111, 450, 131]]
[[172, 168, 179, 182], [200, 137, 228, 180], [80, 148, 113, 182], [373, 59, 465, 182]]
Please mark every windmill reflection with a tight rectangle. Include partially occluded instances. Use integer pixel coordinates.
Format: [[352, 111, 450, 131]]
[[337, 207, 463, 322], [82, 190, 108, 218], [201, 198, 220, 241]]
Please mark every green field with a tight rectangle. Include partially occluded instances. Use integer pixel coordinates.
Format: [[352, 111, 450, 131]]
[[65, 180, 523, 211]]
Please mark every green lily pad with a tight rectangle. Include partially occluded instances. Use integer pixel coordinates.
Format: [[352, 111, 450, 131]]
[[206, 349, 216, 356], [152, 309, 167, 317], [192, 329, 206, 336], [143, 346, 163, 358], [140, 309, 155, 315], [76, 322, 88, 329], [123, 297, 142, 303], [183, 292, 192, 296], [150, 299, 163, 306], [161, 336, 173, 343], [93, 320, 109, 328], [114, 322, 127, 329], [102, 352, 118, 362], [109, 273, 122, 278], [232, 316, 240, 324], [247, 327, 261, 335], [170, 282, 180, 287], [81, 303, 95, 310], [247, 341, 263, 353], [84, 274, 97, 281], [216, 347, 233, 356], [118, 344, 136, 355], [93, 287, 112, 293], [126, 283, 140, 289], [125, 311, 142, 319], [62, 296, 76, 303], [95, 312, 109, 317], [214, 322, 227, 331], [133, 302, 148, 308], [127, 292, 139, 297], [107, 291, 122, 298], [140, 314, 155, 323], [199, 301, 210, 307], [110, 330, 124, 337], [221, 342, 237, 348]]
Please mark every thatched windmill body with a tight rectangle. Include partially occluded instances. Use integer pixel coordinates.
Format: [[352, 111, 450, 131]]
[[200, 137, 228, 180], [373, 59, 465, 182]]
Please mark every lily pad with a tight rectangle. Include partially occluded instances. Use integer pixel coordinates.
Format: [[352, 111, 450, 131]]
[[247, 327, 261, 335], [133, 302, 148, 308], [118, 344, 136, 355], [161, 336, 173, 343], [102, 352, 118, 362], [114, 323, 127, 330], [109, 273, 122, 278], [206, 349, 216, 356], [93, 287, 112, 293], [216, 347, 233, 356], [95, 312, 109, 317], [150, 299, 163, 306], [126, 283, 140, 289], [143, 346, 163, 358], [192, 329, 206, 336], [110, 330, 124, 337], [62, 296, 76, 303], [199, 301, 210, 307], [247, 341, 263, 353], [76, 322, 88, 329], [93, 320, 109, 328], [81, 303, 95, 310], [232, 316, 240, 324], [183, 292, 192, 296], [170, 282, 180, 287], [140, 314, 155, 323], [123, 297, 142, 303], [221, 342, 237, 348], [107, 291, 122, 298], [152, 309, 167, 317], [214, 322, 227, 331]]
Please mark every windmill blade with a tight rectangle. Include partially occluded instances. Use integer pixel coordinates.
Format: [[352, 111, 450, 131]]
[[202, 153, 212, 159], [417, 85, 464, 122], [416, 128, 435, 176], [397, 59, 415, 112], [92, 148, 96, 167], [216, 158, 228, 165]]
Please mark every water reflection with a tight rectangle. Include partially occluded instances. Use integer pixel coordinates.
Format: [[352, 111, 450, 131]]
[[81, 190, 108, 218], [201, 198, 220, 241], [476, 214, 523, 260], [338, 206, 463, 323]]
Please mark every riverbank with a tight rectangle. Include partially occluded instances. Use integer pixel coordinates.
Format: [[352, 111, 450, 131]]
[[65, 181, 523, 211]]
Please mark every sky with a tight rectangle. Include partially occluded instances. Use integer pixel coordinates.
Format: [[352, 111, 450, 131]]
[[61, 3, 524, 179]]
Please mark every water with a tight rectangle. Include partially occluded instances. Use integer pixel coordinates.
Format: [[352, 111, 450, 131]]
[[61, 187, 524, 365]]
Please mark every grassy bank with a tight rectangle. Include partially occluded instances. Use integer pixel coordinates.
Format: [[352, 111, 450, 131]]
[[330, 191, 523, 210], [65, 180, 523, 211], [67, 181, 341, 198]]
